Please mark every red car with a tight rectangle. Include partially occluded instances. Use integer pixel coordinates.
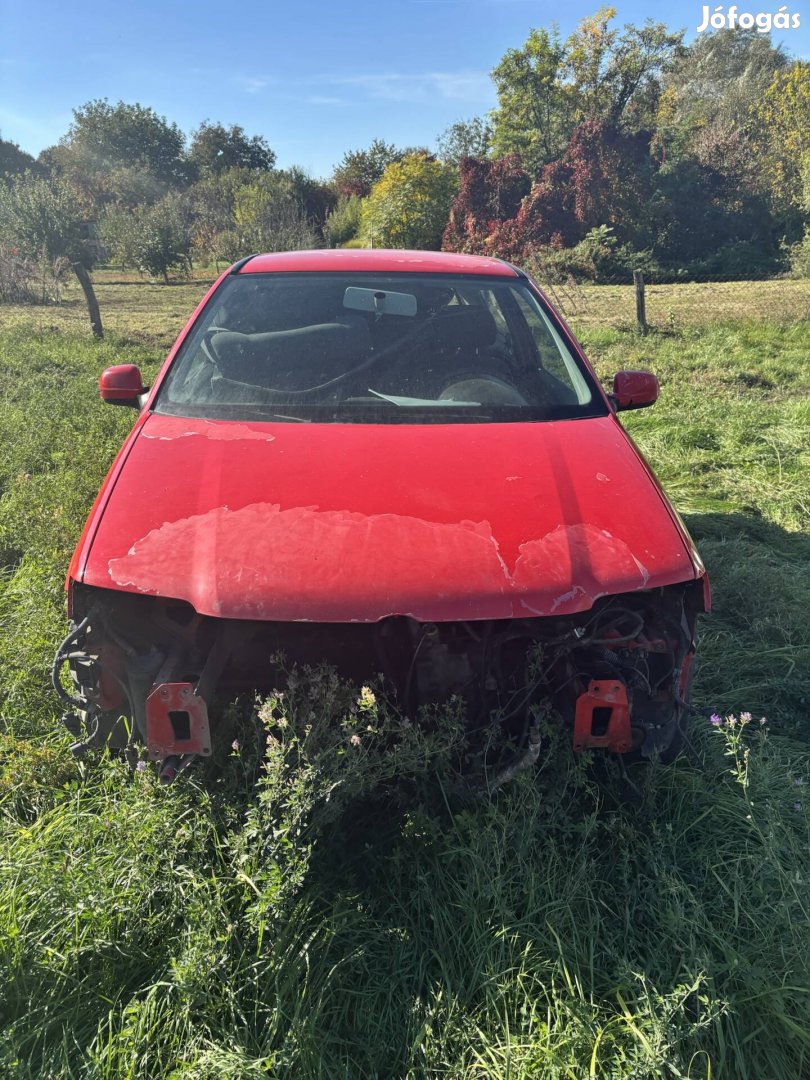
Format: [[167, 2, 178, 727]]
[[55, 250, 709, 782]]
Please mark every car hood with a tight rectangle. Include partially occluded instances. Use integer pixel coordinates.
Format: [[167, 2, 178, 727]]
[[82, 412, 697, 622]]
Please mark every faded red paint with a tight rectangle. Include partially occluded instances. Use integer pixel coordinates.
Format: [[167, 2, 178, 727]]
[[80, 412, 699, 623]]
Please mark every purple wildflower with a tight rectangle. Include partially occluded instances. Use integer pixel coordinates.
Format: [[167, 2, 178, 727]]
[[231, 739, 240, 751], [135, 760, 147, 773], [710, 714, 723, 727]]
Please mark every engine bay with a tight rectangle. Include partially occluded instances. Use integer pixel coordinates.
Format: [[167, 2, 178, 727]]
[[56, 580, 704, 783]]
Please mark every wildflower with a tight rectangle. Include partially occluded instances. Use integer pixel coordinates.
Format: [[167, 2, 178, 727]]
[[350, 734, 361, 747], [710, 714, 723, 726], [795, 778, 804, 787], [760, 717, 767, 726], [727, 716, 737, 728], [135, 760, 146, 772], [358, 685, 376, 709], [231, 739, 240, 751], [740, 712, 752, 723]]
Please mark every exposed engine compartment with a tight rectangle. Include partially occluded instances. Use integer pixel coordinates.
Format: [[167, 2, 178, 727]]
[[55, 579, 705, 782]]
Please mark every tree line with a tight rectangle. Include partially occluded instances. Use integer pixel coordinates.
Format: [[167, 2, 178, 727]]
[[1, 8, 808, 337]]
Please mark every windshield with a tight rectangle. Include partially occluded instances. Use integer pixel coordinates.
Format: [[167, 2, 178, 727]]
[[154, 271, 607, 424]]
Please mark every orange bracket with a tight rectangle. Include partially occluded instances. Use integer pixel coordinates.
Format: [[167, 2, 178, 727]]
[[573, 680, 632, 754], [145, 682, 211, 760]]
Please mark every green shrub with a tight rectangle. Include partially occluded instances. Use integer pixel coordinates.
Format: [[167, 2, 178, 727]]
[[526, 226, 662, 284], [324, 195, 363, 247], [787, 228, 810, 277]]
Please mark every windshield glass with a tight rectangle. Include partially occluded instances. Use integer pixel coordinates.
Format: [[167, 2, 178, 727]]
[[155, 271, 607, 424]]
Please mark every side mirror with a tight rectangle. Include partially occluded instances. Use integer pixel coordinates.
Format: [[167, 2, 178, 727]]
[[99, 365, 146, 407], [611, 370, 659, 411]]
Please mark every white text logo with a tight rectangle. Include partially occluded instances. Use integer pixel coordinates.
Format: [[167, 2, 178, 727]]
[[697, 5, 801, 31]]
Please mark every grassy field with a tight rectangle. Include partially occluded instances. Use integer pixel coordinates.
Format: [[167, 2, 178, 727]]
[[0, 273, 808, 1077]]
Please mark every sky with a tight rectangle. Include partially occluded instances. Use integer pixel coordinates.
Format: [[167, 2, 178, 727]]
[[1, 0, 808, 179]]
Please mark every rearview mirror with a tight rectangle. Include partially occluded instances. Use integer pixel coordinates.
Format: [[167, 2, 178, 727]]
[[99, 365, 146, 407], [343, 286, 417, 318], [611, 370, 659, 411]]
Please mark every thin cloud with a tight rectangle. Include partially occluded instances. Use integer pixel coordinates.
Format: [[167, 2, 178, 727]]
[[234, 76, 272, 94], [329, 71, 492, 104], [302, 95, 347, 107]]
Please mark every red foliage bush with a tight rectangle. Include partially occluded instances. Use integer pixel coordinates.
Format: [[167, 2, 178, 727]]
[[504, 122, 654, 259], [443, 124, 655, 263], [442, 154, 530, 255]]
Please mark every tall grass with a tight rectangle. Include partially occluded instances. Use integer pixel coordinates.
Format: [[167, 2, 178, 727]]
[[0, 285, 808, 1076], [1, 689, 808, 1077]]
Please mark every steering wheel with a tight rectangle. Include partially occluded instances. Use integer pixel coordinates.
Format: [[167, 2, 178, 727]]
[[439, 376, 528, 406]]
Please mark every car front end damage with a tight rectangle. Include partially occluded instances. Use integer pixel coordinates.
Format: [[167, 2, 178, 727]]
[[55, 252, 711, 781], [56, 574, 707, 783]]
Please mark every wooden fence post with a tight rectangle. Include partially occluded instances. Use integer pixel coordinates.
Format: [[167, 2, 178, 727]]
[[634, 269, 647, 334]]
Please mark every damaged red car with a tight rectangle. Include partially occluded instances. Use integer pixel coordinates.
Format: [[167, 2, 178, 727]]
[[55, 249, 709, 782]]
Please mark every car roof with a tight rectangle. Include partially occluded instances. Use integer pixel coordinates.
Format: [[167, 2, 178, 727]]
[[237, 249, 520, 277]]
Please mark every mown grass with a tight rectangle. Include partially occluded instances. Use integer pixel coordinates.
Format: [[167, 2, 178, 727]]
[[0, 278, 808, 1077]]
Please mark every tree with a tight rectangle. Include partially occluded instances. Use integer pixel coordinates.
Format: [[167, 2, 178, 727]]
[[0, 175, 103, 336], [98, 204, 139, 268], [231, 174, 318, 253], [0, 138, 39, 180], [332, 139, 404, 198], [324, 195, 363, 247], [657, 29, 788, 178], [661, 29, 787, 131], [189, 121, 276, 176], [274, 166, 336, 231], [100, 194, 192, 281], [361, 154, 457, 250], [565, 8, 683, 128], [648, 156, 782, 276], [187, 171, 238, 263], [129, 194, 192, 283], [51, 99, 188, 207], [490, 12, 682, 178], [436, 118, 492, 166], [490, 27, 571, 176], [753, 62, 810, 211]]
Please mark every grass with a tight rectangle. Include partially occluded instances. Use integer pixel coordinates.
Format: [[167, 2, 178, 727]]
[[0, 275, 808, 1077]]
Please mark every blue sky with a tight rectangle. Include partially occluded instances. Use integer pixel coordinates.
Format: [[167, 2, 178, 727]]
[[1, 0, 807, 178]]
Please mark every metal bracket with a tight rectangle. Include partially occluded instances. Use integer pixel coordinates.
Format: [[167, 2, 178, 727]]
[[573, 680, 632, 754], [145, 682, 211, 760]]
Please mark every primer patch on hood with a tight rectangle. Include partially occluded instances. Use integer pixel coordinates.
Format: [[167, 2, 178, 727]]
[[141, 416, 275, 442], [107, 504, 659, 622]]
